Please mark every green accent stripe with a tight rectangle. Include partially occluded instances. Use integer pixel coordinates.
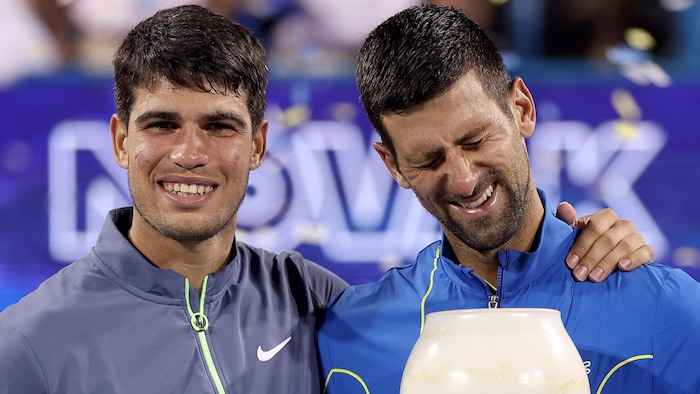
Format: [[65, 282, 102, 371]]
[[198, 330, 225, 394], [419, 246, 441, 334], [596, 354, 653, 394], [185, 279, 194, 316], [185, 277, 226, 394], [324, 368, 370, 394]]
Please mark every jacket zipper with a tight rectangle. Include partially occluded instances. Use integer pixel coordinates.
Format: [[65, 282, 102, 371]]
[[185, 276, 226, 394], [488, 293, 500, 309], [487, 258, 502, 308]]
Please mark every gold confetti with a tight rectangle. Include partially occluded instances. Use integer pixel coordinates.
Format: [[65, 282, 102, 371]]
[[613, 120, 639, 141], [624, 28, 656, 51], [282, 105, 311, 128], [611, 89, 642, 120]]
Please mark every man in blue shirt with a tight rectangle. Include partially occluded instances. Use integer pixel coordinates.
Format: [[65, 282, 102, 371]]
[[318, 5, 700, 393]]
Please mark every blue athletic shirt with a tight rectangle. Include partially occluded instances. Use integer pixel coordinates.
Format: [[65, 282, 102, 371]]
[[0, 207, 347, 393], [318, 191, 700, 394]]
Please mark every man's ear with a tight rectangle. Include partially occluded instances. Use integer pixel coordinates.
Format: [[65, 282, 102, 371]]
[[110, 114, 129, 169], [510, 77, 536, 138], [373, 141, 410, 189], [249, 120, 268, 170]]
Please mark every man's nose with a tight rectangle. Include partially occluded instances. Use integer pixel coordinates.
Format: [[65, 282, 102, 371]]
[[170, 127, 209, 169], [444, 152, 478, 196]]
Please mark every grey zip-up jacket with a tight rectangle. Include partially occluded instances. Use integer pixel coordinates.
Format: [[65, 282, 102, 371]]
[[0, 208, 348, 393]]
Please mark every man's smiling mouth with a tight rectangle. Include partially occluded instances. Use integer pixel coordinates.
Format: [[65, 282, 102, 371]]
[[163, 182, 214, 196], [455, 184, 494, 209]]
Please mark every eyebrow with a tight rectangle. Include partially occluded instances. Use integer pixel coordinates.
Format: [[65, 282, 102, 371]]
[[135, 111, 180, 124], [406, 123, 491, 165], [203, 111, 248, 129], [134, 110, 249, 129], [454, 124, 489, 145]]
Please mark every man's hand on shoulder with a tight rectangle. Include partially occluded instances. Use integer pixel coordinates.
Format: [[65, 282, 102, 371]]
[[556, 202, 655, 283]]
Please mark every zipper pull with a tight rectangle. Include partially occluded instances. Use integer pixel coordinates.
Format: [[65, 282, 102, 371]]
[[488, 294, 500, 309], [190, 312, 210, 332]]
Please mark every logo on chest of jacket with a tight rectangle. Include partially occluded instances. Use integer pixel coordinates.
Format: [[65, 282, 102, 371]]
[[257, 336, 292, 361]]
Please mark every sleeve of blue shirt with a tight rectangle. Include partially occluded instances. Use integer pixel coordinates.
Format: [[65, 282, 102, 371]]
[[317, 288, 368, 394], [652, 267, 700, 392]]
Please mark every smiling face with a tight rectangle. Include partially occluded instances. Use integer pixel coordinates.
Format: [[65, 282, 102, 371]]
[[374, 72, 541, 255], [110, 77, 267, 246]]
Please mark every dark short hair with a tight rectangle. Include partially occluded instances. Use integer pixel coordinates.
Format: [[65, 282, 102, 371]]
[[113, 5, 268, 129], [356, 4, 512, 154]]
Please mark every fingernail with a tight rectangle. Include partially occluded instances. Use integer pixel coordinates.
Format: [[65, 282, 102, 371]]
[[566, 254, 579, 269], [573, 265, 588, 281], [619, 258, 632, 270], [589, 267, 603, 282]]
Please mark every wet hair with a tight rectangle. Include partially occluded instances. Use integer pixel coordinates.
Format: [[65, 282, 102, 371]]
[[113, 5, 268, 129], [356, 4, 512, 154]]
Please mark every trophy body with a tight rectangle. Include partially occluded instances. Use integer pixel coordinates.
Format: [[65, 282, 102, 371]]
[[401, 308, 590, 393]]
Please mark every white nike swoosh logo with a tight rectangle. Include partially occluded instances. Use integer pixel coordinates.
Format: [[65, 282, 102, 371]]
[[257, 336, 292, 362]]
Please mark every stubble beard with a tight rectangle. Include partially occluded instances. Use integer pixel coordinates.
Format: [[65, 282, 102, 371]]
[[129, 176, 247, 243], [421, 169, 531, 253]]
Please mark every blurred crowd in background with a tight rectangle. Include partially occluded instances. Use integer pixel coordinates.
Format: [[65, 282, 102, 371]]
[[1, 0, 698, 87]]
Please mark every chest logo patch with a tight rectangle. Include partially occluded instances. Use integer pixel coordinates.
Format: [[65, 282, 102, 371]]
[[257, 336, 292, 361]]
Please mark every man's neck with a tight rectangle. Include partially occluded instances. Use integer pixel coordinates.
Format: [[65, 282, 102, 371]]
[[127, 219, 236, 291], [447, 190, 545, 287]]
